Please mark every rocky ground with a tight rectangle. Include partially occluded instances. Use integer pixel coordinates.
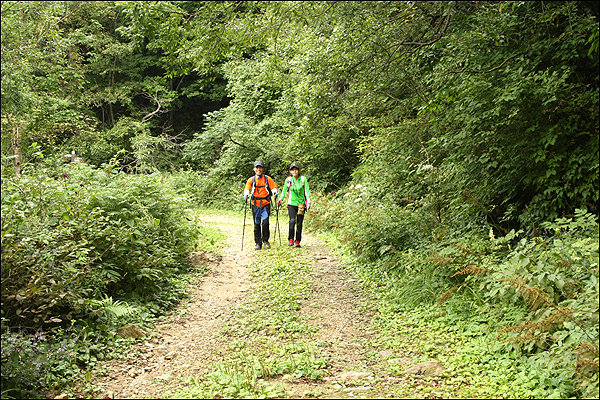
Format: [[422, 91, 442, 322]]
[[79, 212, 444, 399]]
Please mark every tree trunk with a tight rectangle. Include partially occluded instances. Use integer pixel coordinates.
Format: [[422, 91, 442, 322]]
[[109, 102, 114, 125]]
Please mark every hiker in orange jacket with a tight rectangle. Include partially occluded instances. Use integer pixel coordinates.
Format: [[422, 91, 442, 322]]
[[244, 161, 278, 250]]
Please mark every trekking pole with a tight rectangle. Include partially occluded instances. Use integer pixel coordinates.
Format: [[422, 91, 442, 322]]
[[242, 196, 248, 250], [275, 197, 281, 246]]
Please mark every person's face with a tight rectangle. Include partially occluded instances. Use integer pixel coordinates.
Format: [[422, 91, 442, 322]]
[[290, 168, 299, 177], [254, 166, 264, 176]]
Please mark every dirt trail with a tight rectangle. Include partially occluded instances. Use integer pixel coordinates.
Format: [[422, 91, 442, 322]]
[[87, 213, 380, 399]]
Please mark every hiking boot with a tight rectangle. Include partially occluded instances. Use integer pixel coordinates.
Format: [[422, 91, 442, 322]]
[[288, 239, 294, 246], [254, 244, 262, 250], [263, 241, 271, 248], [294, 240, 301, 248]]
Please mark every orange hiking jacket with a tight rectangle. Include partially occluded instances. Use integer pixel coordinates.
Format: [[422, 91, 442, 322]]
[[245, 174, 278, 207]]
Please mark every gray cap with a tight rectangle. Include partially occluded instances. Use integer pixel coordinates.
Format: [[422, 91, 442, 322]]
[[289, 162, 300, 170], [253, 161, 264, 168]]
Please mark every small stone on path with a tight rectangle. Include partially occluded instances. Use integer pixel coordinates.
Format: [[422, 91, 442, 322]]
[[337, 371, 373, 381], [343, 342, 363, 349], [404, 361, 445, 378], [117, 324, 145, 339], [155, 374, 173, 382], [379, 349, 394, 359]]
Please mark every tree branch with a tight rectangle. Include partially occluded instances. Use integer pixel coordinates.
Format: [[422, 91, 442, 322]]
[[228, 135, 248, 148], [141, 91, 166, 122]]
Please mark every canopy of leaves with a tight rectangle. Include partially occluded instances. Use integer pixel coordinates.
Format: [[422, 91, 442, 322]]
[[3, 1, 597, 227]]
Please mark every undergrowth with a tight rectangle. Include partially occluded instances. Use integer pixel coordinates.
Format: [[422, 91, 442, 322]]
[[1, 160, 213, 398], [307, 188, 599, 399]]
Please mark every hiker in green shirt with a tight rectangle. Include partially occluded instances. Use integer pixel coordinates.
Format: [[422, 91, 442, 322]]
[[277, 163, 311, 248]]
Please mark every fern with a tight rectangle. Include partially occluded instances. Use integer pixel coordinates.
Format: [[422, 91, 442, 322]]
[[86, 296, 138, 320], [451, 265, 487, 277], [499, 306, 574, 346], [499, 278, 553, 311]]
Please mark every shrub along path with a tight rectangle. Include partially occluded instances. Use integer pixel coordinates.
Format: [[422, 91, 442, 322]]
[[81, 211, 451, 399]]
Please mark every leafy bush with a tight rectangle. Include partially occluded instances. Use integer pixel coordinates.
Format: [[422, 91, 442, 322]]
[[163, 168, 245, 211], [1, 160, 200, 329], [1, 160, 207, 397], [481, 210, 598, 398], [1, 318, 137, 399]]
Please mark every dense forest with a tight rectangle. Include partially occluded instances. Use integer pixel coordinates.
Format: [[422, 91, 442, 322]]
[[1, 1, 598, 398]]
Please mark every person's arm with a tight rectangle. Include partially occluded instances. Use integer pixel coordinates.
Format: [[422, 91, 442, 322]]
[[277, 180, 287, 204], [304, 177, 311, 209], [279, 177, 289, 202], [266, 176, 278, 198], [243, 178, 252, 200]]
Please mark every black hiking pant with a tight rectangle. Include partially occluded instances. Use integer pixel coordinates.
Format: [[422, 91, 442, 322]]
[[251, 203, 271, 245], [287, 205, 304, 242]]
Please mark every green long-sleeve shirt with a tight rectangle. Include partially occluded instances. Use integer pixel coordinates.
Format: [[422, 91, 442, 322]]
[[279, 176, 311, 206]]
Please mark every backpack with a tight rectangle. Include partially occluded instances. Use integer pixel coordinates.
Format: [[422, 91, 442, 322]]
[[251, 174, 272, 205]]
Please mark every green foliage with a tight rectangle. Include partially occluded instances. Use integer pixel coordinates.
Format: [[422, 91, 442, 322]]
[[84, 296, 139, 322], [317, 181, 599, 398], [1, 160, 200, 330], [1, 327, 80, 398], [2, 1, 599, 397], [5, 0, 596, 225], [175, 344, 329, 398], [174, 361, 286, 399], [0, 319, 140, 399], [0, 160, 214, 397]]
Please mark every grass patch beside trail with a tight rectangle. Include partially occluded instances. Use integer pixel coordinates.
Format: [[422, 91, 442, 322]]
[[170, 243, 330, 399]]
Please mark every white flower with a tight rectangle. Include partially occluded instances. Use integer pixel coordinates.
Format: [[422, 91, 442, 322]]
[[349, 184, 355, 190], [344, 192, 351, 197], [354, 197, 362, 203], [355, 184, 363, 189]]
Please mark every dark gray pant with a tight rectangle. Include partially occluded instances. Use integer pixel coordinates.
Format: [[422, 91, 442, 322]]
[[252, 203, 271, 245], [288, 205, 304, 242]]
